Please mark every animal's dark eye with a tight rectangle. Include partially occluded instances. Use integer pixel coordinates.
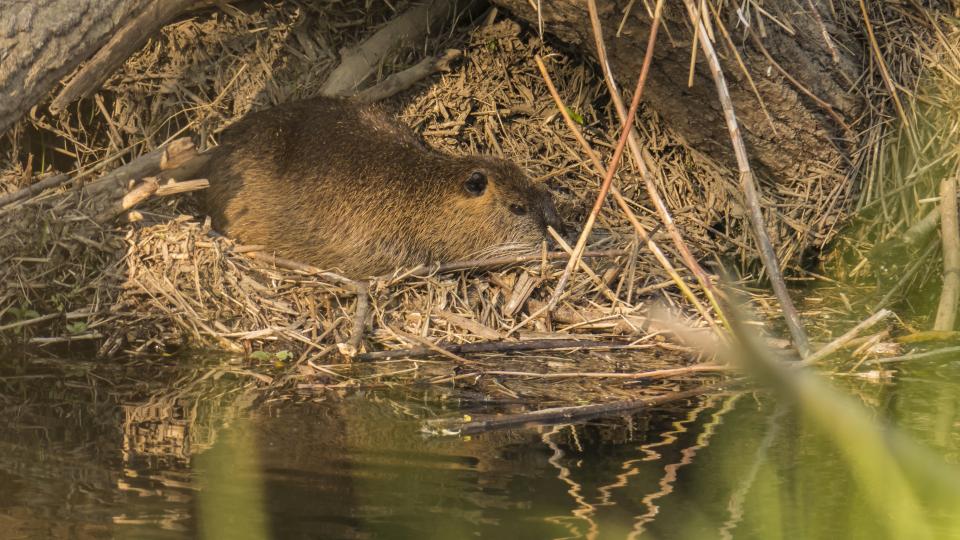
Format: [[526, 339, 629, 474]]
[[509, 204, 527, 216], [463, 171, 487, 196]]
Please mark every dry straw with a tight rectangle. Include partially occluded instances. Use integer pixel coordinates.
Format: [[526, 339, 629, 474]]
[[0, 0, 954, 402]]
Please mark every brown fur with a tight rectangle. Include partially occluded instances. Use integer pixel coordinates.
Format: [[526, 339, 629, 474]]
[[203, 97, 561, 277]]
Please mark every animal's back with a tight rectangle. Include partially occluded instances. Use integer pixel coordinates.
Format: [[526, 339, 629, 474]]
[[205, 98, 435, 274], [203, 96, 560, 277]]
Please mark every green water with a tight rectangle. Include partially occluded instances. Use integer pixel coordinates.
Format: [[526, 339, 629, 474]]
[[1, 350, 959, 539]]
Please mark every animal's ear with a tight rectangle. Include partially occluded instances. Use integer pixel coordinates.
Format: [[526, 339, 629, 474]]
[[463, 171, 487, 196]]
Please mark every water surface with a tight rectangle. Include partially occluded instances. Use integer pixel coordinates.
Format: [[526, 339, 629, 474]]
[[1, 351, 959, 539]]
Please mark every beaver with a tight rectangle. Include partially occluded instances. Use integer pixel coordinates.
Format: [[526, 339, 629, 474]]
[[203, 97, 562, 278]]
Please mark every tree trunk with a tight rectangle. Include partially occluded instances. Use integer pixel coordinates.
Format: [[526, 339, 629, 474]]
[[0, 0, 152, 133], [491, 0, 863, 183]]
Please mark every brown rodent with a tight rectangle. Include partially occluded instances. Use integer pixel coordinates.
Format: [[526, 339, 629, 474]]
[[203, 97, 562, 277]]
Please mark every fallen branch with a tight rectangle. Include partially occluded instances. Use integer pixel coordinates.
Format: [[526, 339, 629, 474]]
[[321, 0, 460, 96], [0, 173, 69, 208], [797, 309, 893, 367], [356, 49, 462, 103], [96, 177, 209, 223], [82, 137, 208, 199], [872, 345, 960, 365], [425, 383, 729, 435], [343, 282, 371, 357], [379, 248, 629, 281], [469, 364, 731, 380], [355, 337, 642, 361]]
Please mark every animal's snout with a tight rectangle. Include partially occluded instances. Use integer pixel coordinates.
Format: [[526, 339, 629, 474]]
[[539, 192, 564, 237]]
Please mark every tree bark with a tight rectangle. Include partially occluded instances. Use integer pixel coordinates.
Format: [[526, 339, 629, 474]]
[[0, 0, 153, 133], [491, 0, 863, 182]]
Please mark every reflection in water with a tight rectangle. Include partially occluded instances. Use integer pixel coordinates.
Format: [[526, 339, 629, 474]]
[[543, 425, 599, 539], [0, 352, 959, 538], [631, 395, 730, 539], [719, 403, 786, 540]]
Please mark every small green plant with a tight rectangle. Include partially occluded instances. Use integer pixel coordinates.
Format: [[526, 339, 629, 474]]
[[565, 106, 584, 125], [8, 306, 40, 321], [65, 321, 88, 335], [248, 351, 272, 362]]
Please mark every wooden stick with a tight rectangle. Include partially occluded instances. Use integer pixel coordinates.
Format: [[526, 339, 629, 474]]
[[872, 345, 960, 365], [0, 173, 69, 208], [345, 282, 371, 356], [426, 383, 728, 435], [82, 138, 205, 198], [797, 309, 893, 367], [95, 177, 209, 223], [321, 0, 458, 96], [0, 310, 91, 332], [378, 249, 629, 281], [355, 337, 641, 361], [474, 364, 731, 380], [935, 177, 960, 331], [679, 0, 810, 358], [902, 206, 942, 248], [356, 49, 462, 103], [155, 178, 209, 197]]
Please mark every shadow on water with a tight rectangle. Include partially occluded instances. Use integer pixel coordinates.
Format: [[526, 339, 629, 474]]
[[1, 347, 960, 539]]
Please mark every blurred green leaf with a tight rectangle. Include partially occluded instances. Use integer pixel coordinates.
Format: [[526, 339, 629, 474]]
[[565, 106, 584, 125], [249, 351, 272, 361]]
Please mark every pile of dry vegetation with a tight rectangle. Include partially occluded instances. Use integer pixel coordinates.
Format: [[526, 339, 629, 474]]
[[0, 0, 957, 403]]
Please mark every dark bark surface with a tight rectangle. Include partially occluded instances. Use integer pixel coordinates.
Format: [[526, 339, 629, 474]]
[[0, 0, 152, 133], [491, 0, 864, 182]]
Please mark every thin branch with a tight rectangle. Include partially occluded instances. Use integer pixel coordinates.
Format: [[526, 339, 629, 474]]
[[533, 55, 720, 335], [379, 248, 629, 281], [425, 382, 731, 435], [797, 309, 892, 367], [0, 173, 68, 208], [355, 337, 643, 361], [586, 0, 730, 334], [546, 0, 663, 311]]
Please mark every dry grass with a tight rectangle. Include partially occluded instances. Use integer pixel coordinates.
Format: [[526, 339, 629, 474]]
[[817, 2, 960, 322], [1, 1, 955, 401]]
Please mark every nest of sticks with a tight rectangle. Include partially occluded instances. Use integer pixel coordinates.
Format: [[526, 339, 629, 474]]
[[0, 1, 954, 403]]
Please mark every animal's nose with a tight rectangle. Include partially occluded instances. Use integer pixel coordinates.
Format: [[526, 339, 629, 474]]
[[540, 193, 564, 236]]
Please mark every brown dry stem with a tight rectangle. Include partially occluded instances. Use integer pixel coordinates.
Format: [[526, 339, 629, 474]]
[[547, 0, 662, 314], [585, 0, 729, 336], [680, 0, 810, 358], [934, 177, 960, 331]]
